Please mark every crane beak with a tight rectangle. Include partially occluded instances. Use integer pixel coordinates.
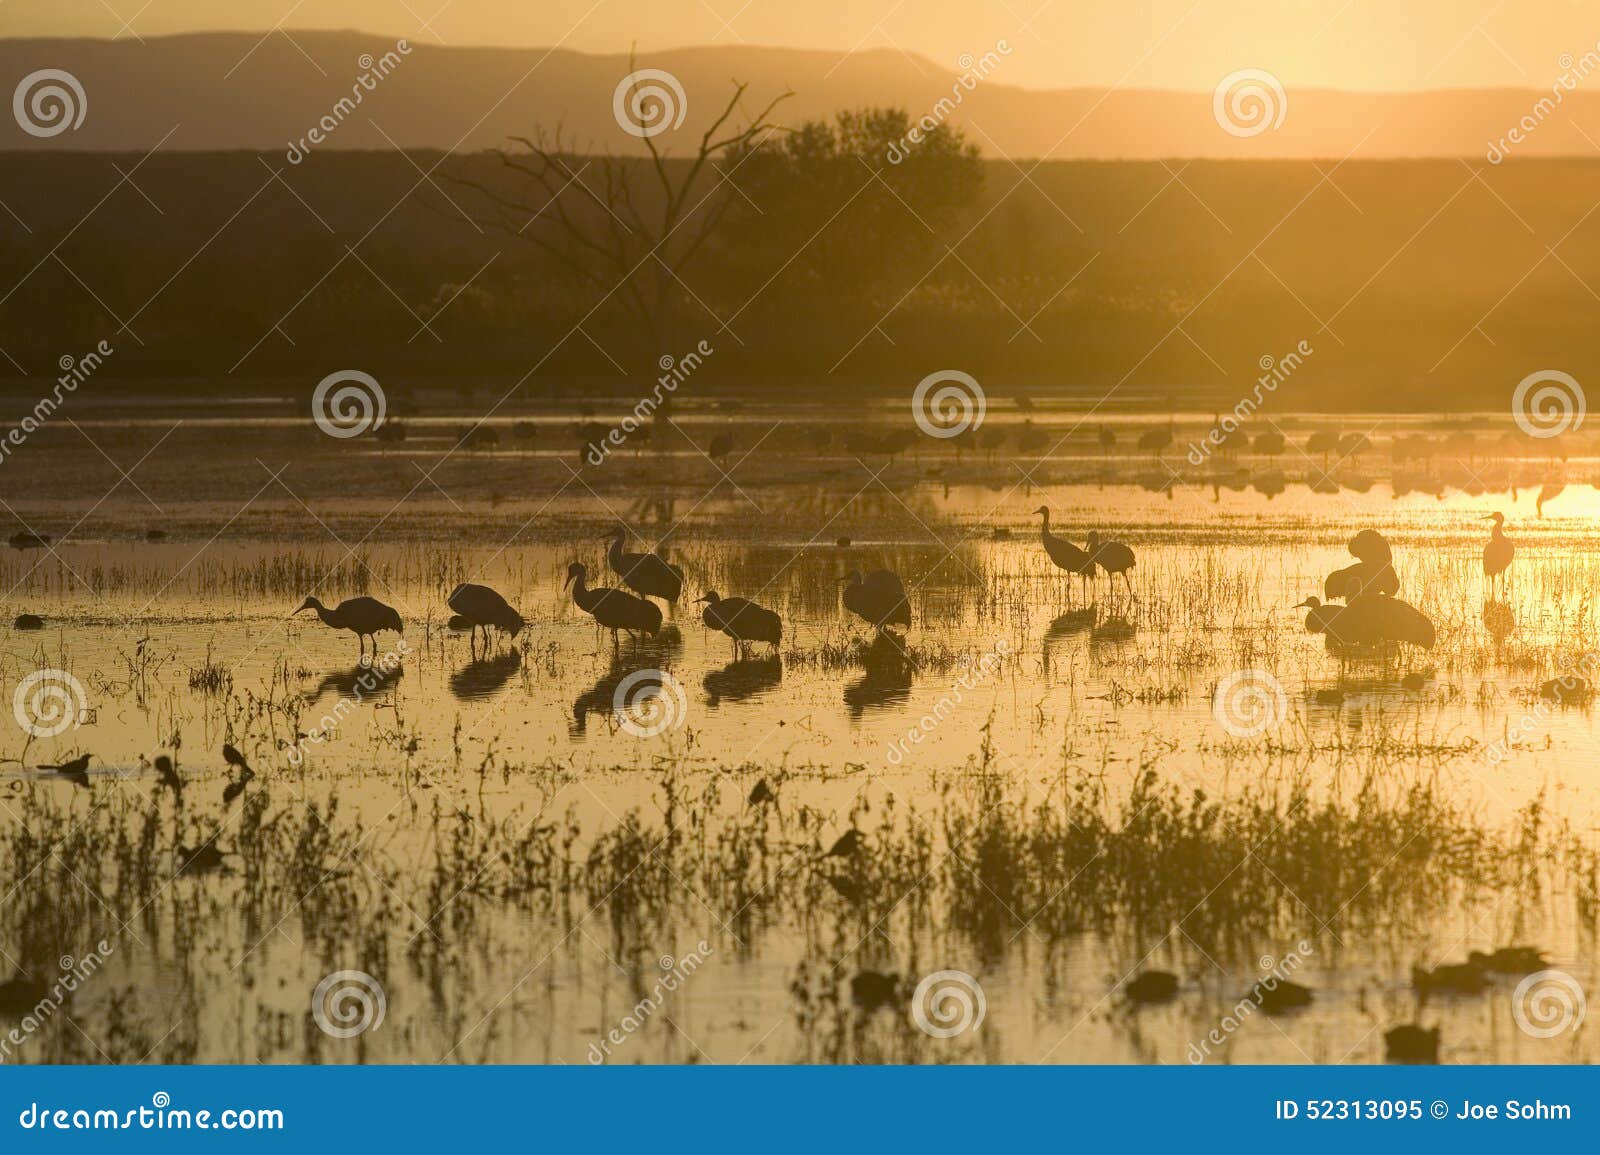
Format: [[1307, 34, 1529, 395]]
[[1292, 599, 1313, 609], [694, 594, 710, 603]]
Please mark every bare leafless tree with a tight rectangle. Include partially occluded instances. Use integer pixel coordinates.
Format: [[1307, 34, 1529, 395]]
[[454, 60, 790, 345]]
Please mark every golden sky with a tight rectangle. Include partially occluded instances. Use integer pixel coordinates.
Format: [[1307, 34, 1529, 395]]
[[8, 0, 1600, 91]]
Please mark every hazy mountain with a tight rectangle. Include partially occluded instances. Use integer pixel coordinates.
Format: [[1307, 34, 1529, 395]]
[[2, 31, 1597, 160]]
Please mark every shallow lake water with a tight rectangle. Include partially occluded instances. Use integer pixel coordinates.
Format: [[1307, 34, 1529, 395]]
[[0, 399, 1596, 1064]]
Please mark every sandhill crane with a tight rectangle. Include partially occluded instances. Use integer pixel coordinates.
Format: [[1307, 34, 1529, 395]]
[[1306, 430, 1341, 458], [447, 583, 524, 649], [1035, 506, 1095, 600], [1324, 529, 1399, 601], [39, 753, 90, 788], [1252, 430, 1286, 455], [1482, 512, 1514, 596], [1097, 426, 1116, 451], [295, 596, 403, 661], [608, 526, 684, 603], [1294, 594, 1436, 653], [1086, 531, 1136, 600], [565, 562, 662, 644], [697, 591, 782, 656], [841, 569, 911, 633], [1137, 420, 1174, 457]]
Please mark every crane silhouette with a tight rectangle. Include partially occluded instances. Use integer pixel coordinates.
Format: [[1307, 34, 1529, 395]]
[[565, 562, 662, 645], [1086, 531, 1136, 600], [1324, 529, 1399, 600], [841, 569, 911, 633], [697, 591, 782, 656], [295, 596, 403, 661], [1295, 594, 1436, 654], [446, 583, 524, 650], [607, 526, 684, 603], [1482, 512, 1514, 597], [1035, 506, 1095, 600]]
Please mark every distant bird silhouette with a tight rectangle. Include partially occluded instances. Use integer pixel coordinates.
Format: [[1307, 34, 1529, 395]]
[[154, 754, 182, 798], [295, 596, 403, 660], [447, 583, 524, 648], [1295, 594, 1435, 652], [1085, 531, 1136, 599], [748, 777, 776, 806], [1097, 426, 1116, 450], [1252, 430, 1286, 455], [1467, 946, 1547, 974], [512, 420, 538, 441], [850, 971, 901, 1011], [1539, 675, 1590, 703], [1384, 1023, 1439, 1064], [1412, 961, 1488, 995], [1257, 980, 1314, 1013], [175, 842, 226, 876], [825, 829, 864, 858], [0, 975, 47, 1015], [1017, 422, 1050, 455], [607, 527, 684, 603], [708, 431, 735, 463], [1137, 420, 1174, 456], [1035, 506, 1095, 600], [222, 744, 251, 776], [697, 591, 782, 654], [39, 753, 90, 788], [7, 532, 50, 550], [1482, 512, 1514, 596], [565, 562, 661, 642], [1306, 430, 1341, 458], [12, 614, 43, 630], [1124, 970, 1179, 1004], [841, 569, 910, 633]]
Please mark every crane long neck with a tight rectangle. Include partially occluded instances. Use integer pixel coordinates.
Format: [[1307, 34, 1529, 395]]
[[307, 599, 339, 627]]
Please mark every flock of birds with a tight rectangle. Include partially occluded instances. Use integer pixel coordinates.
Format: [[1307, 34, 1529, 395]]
[[281, 505, 1525, 674]]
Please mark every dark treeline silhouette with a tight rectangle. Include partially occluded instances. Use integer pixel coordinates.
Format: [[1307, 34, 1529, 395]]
[[3, 128, 1599, 405]]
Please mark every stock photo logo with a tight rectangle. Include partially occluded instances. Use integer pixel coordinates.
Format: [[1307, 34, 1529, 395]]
[[612, 69, 687, 138], [1210, 668, 1287, 737], [911, 970, 986, 1038], [311, 970, 387, 1039], [13, 668, 91, 738], [1212, 68, 1287, 137], [312, 370, 387, 438], [912, 369, 986, 439], [612, 669, 688, 737], [1511, 369, 1584, 438], [1511, 970, 1586, 1039], [13, 68, 86, 138]]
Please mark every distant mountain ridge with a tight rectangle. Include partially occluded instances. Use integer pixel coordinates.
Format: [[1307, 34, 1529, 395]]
[[3, 31, 1599, 160]]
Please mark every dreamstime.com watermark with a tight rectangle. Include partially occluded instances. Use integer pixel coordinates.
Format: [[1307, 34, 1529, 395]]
[[1511, 969, 1586, 1038], [1213, 68, 1287, 137], [0, 941, 113, 1063], [312, 369, 387, 438], [16, 1094, 283, 1132], [286, 641, 408, 765], [1511, 369, 1584, 439], [286, 40, 411, 163], [0, 340, 113, 468], [1187, 340, 1312, 465], [911, 969, 985, 1038], [12, 68, 86, 138], [885, 639, 1009, 764], [612, 669, 688, 737], [586, 942, 713, 1062], [613, 69, 687, 138], [1211, 668, 1288, 738], [586, 339, 713, 466], [1487, 46, 1600, 163], [886, 41, 1012, 164], [1187, 939, 1315, 1063], [311, 969, 386, 1038], [12, 667, 93, 738], [912, 369, 986, 439]]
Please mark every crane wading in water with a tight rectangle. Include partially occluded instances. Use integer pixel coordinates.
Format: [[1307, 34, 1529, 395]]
[[446, 583, 524, 650], [295, 596, 403, 662], [1085, 531, 1136, 601], [565, 562, 662, 645], [841, 570, 911, 633], [607, 526, 684, 603], [1035, 506, 1096, 601], [1482, 512, 1514, 597], [1294, 594, 1436, 655], [697, 591, 783, 656]]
